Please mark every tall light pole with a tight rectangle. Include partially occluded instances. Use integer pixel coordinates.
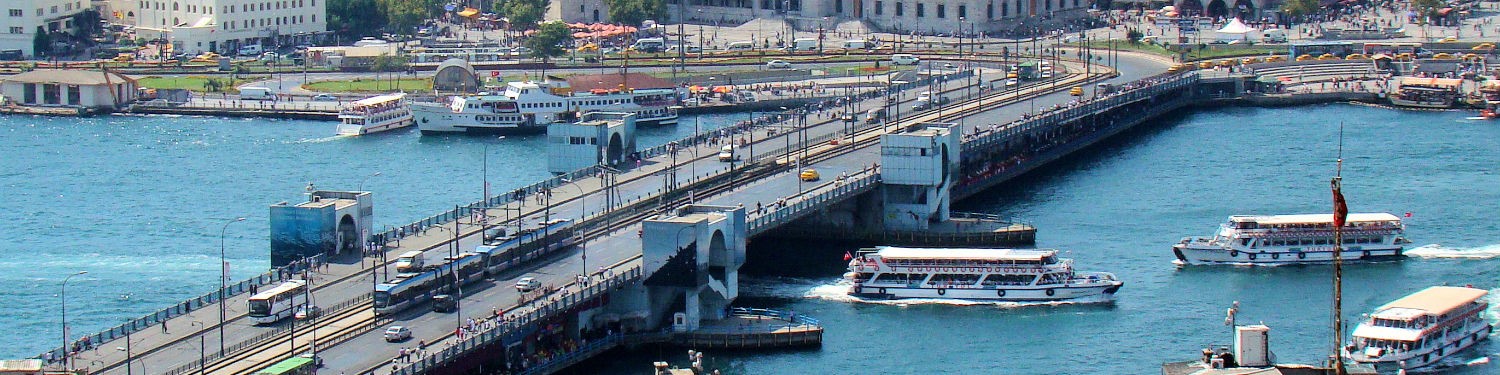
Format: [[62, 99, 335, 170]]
[[191, 321, 205, 375], [558, 178, 587, 276], [357, 171, 382, 191], [60, 270, 87, 371], [218, 216, 246, 355]]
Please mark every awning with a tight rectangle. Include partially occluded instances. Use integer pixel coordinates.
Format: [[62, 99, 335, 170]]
[[458, 8, 480, 18]]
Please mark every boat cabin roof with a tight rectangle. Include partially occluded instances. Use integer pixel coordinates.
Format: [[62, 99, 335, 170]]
[[1375, 286, 1487, 318], [873, 246, 1057, 261], [1229, 213, 1399, 225], [351, 93, 406, 107]]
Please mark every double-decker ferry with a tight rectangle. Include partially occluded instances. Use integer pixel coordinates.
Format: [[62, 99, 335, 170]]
[[335, 93, 414, 136], [1344, 286, 1493, 370], [413, 75, 678, 134], [1173, 213, 1411, 265], [844, 247, 1123, 301]]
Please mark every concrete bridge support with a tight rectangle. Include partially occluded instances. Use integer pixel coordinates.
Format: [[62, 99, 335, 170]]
[[634, 204, 747, 332], [268, 189, 372, 267], [877, 122, 961, 231]]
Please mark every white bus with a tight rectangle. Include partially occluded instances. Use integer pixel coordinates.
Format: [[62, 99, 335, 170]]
[[248, 280, 309, 325]]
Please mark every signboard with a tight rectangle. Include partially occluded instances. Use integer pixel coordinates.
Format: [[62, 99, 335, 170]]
[[1179, 19, 1198, 33]]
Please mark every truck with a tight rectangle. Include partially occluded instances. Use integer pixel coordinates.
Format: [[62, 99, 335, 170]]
[[1261, 29, 1287, 43], [788, 38, 818, 52], [237, 86, 276, 101], [394, 250, 425, 272], [237, 44, 262, 57]]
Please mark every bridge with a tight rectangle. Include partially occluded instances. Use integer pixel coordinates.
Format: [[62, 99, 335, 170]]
[[44, 54, 1198, 375]]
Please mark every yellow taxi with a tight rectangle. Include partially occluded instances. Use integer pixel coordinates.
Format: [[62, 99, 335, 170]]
[[1197, 60, 1215, 69], [1216, 59, 1236, 68], [112, 53, 133, 62], [1240, 57, 1260, 65], [1440, 36, 1458, 42], [1295, 54, 1314, 61], [1069, 86, 1084, 96], [1263, 56, 1286, 63], [1432, 52, 1456, 59], [190, 52, 222, 63], [1316, 53, 1338, 61], [1167, 65, 1181, 73], [799, 168, 820, 181]]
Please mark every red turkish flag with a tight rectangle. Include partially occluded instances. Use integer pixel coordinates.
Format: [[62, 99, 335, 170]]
[[1332, 178, 1348, 228]]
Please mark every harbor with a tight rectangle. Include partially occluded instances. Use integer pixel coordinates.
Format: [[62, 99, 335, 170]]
[[4, 5, 1500, 375]]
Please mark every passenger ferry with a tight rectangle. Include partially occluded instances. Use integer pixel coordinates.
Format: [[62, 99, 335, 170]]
[[412, 78, 678, 134], [1344, 286, 1493, 370], [1173, 213, 1411, 265], [844, 247, 1123, 301], [335, 93, 414, 136]]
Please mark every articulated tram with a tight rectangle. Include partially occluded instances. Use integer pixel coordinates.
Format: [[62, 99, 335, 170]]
[[372, 218, 580, 316]]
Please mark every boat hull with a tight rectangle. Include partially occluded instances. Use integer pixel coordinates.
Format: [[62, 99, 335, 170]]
[[1389, 97, 1455, 109], [849, 282, 1122, 301], [1173, 243, 1404, 265], [337, 117, 414, 136]]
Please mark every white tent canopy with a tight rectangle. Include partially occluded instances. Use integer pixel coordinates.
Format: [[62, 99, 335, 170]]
[[1215, 18, 1259, 42], [1218, 18, 1253, 34]]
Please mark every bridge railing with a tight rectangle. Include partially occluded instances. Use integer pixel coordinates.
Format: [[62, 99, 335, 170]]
[[160, 293, 370, 375], [748, 170, 881, 235], [40, 253, 330, 364], [962, 72, 1199, 153], [393, 266, 643, 375], [515, 333, 625, 375]]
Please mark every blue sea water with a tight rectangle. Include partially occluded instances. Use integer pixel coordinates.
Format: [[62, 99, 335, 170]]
[[0, 112, 745, 358], [2, 104, 1498, 374]]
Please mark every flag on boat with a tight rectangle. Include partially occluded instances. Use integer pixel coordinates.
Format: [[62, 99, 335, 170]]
[[1404, 212, 1412, 218], [843, 251, 853, 261], [1331, 178, 1348, 227]]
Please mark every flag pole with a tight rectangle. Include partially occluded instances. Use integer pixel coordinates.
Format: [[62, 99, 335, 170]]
[[1331, 122, 1347, 375]]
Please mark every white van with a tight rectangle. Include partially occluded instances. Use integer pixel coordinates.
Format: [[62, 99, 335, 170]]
[[841, 40, 868, 50], [394, 251, 425, 273], [237, 44, 262, 57], [238, 86, 276, 101], [789, 38, 818, 51], [631, 38, 666, 52], [725, 41, 755, 51], [891, 54, 919, 65], [1261, 29, 1287, 43]]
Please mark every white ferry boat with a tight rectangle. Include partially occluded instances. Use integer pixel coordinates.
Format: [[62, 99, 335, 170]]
[[1345, 286, 1492, 370], [413, 76, 678, 134], [335, 93, 413, 136], [1172, 213, 1411, 265], [844, 247, 1123, 301]]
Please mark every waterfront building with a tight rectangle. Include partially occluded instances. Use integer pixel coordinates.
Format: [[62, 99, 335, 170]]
[[105, 0, 328, 56], [0, 69, 137, 109], [0, 1, 91, 58]]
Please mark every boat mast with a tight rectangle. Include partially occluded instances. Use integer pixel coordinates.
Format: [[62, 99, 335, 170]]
[[1330, 123, 1347, 375]]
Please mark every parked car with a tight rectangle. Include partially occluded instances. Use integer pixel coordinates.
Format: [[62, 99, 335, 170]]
[[312, 94, 338, 101], [516, 277, 541, 292], [799, 169, 820, 181], [383, 326, 412, 342], [765, 60, 792, 69], [294, 305, 321, 320]]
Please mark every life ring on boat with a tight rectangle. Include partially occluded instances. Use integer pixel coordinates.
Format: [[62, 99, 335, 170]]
[[879, 288, 887, 295], [1362, 250, 1371, 258], [1271, 253, 1280, 260], [1229, 250, 1239, 257], [1297, 252, 1307, 260], [1045, 289, 1056, 297], [997, 289, 1006, 297], [1247, 253, 1258, 260], [937, 288, 947, 296]]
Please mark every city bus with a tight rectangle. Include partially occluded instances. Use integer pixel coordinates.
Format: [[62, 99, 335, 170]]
[[253, 356, 316, 375], [248, 280, 309, 325]]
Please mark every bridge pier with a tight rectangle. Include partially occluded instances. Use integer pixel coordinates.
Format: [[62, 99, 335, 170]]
[[635, 204, 747, 333], [268, 189, 373, 267]]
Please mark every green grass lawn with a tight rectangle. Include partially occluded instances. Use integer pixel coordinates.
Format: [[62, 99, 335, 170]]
[[302, 77, 434, 93], [137, 75, 264, 92]]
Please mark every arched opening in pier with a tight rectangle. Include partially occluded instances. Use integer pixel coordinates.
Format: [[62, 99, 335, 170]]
[[1231, 0, 1254, 20], [707, 229, 729, 282], [939, 143, 951, 188], [337, 214, 358, 256], [1175, 0, 1203, 18], [1205, 0, 1228, 19], [606, 133, 624, 165]]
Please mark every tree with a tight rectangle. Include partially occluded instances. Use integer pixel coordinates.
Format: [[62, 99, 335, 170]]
[[71, 10, 102, 38], [1125, 28, 1143, 44], [497, 0, 549, 30], [32, 27, 51, 57], [526, 22, 572, 63], [328, 0, 387, 37], [1279, 0, 1319, 23], [604, 0, 666, 27], [1411, 0, 1444, 21], [381, 0, 441, 34]]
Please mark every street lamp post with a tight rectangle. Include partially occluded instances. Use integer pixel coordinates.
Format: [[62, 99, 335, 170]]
[[357, 171, 382, 191], [557, 178, 587, 276], [60, 270, 86, 371], [218, 216, 246, 355], [191, 321, 205, 375]]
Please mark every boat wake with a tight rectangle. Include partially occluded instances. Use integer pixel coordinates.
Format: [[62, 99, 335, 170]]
[[1404, 244, 1500, 259], [292, 135, 349, 143], [802, 281, 1115, 308]]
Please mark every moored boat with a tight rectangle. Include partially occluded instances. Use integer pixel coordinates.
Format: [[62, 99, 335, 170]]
[[1344, 286, 1493, 370], [335, 93, 413, 136], [413, 74, 678, 134], [1173, 213, 1411, 265], [844, 246, 1122, 301], [1389, 77, 1461, 109]]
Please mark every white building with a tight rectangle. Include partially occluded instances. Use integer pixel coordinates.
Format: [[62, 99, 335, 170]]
[[0, 1, 91, 58], [107, 0, 326, 56], [0, 69, 138, 109], [547, 112, 636, 174], [546, 0, 1091, 35]]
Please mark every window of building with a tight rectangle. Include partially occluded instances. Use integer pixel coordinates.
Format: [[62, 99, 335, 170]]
[[990, 3, 996, 19], [895, 2, 902, 16], [916, 3, 923, 17], [8, 9, 20, 17], [1045, 0, 1051, 11], [836, 0, 843, 13], [8, 27, 21, 34], [172, 2, 177, 11], [50, 6, 58, 13], [958, 5, 966, 18], [874, 1, 882, 15], [936, 4, 943, 18]]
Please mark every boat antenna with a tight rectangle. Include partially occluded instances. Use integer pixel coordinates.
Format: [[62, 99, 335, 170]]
[[1330, 122, 1347, 375]]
